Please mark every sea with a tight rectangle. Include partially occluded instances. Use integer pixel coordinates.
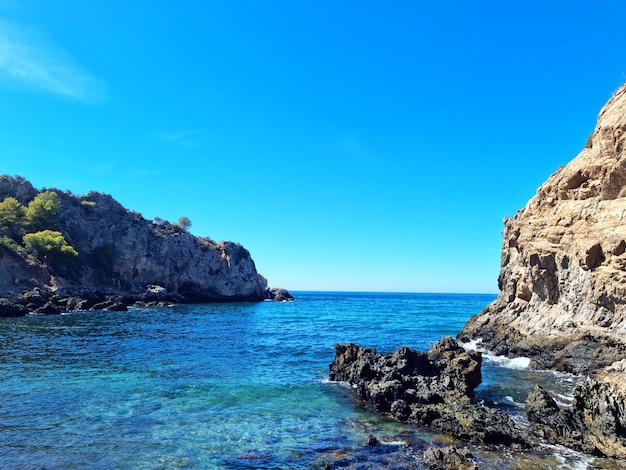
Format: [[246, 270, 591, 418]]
[[0, 291, 620, 469]]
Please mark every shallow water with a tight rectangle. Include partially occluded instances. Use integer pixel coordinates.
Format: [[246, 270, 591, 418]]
[[0, 292, 620, 468]]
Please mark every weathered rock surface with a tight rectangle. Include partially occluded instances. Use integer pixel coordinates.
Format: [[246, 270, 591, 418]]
[[526, 367, 626, 459], [0, 176, 291, 314], [423, 446, 478, 470], [459, 84, 626, 374], [264, 287, 294, 302], [329, 337, 530, 447], [456, 84, 626, 459]]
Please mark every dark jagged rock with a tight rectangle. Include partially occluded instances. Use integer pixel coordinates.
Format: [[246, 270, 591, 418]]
[[0, 298, 28, 317], [525, 374, 626, 459], [423, 446, 478, 470], [264, 287, 294, 302], [329, 337, 531, 447], [90, 300, 128, 312], [525, 385, 593, 454], [0, 175, 285, 315]]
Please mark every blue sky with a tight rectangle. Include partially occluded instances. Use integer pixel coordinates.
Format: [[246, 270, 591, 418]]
[[1, 1, 625, 293]]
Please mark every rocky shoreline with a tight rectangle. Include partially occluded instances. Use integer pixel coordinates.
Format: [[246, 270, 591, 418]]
[[0, 285, 294, 317], [329, 338, 626, 465], [0, 175, 293, 317], [327, 85, 626, 467]]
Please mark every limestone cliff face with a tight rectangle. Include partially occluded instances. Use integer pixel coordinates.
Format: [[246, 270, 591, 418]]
[[460, 84, 626, 373], [0, 177, 268, 305]]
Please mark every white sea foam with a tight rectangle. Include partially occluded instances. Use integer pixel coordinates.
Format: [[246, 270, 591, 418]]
[[552, 391, 575, 408], [459, 338, 482, 351], [542, 444, 594, 469], [483, 353, 531, 370], [378, 439, 407, 446], [502, 395, 524, 408], [459, 337, 531, 369]]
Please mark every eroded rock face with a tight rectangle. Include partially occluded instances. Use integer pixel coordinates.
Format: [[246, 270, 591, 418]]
[[329, 338, 530, 447], [0, 176, 272, 311], [459, 84, 626, 374]]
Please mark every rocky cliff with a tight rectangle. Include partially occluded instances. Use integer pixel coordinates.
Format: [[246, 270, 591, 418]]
[[0, 175, 277, 314], [459, 84, 626, 374]]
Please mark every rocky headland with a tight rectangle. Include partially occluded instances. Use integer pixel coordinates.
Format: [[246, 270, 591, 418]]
[[455, 84, 626, 458], [0, 175, 290, 315], [329, 84, 626, 463], [459, 84, 626, 374]]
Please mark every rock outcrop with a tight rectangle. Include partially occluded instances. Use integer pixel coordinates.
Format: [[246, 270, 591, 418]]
[[459, 84, 626, 374], [329, 337, 530, 447], [0, 175, 286, 314], [423, 446, 478, 470], [264, 287, 294, 302], [456, 84, 626, 459], [526, 363, 626, 459]]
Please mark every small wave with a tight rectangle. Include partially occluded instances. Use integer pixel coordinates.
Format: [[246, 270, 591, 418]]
[[318, 377, 352, 388], [501, 395, 524, 408], [378, 439, 407, 446], [552, 392, 575, 408], [483, 353, 531, 370], [459, 338, 531, 370], [542, 444, 595, 469]]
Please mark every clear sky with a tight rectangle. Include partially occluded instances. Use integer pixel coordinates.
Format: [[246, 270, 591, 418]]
[[0, 1, 625, 294]]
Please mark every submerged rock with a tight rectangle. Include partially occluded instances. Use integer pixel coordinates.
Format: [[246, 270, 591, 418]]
[[329, 337, 531, 447]]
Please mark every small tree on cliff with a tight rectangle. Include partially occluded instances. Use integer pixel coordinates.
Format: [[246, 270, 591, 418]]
[[174, 216, 192, 232], [0, 197, 26, 237], [25, 191, 61, 231], [23, 230, 79, 259]]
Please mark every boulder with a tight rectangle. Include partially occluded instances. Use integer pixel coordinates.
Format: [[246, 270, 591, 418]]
[[423, 446, 478, 470], [525, 366, 626, 459], [143, 285, 167, 301], [0, 298, 28, 317], [90, 300, 128, 312], [264, 287, 294, 301]]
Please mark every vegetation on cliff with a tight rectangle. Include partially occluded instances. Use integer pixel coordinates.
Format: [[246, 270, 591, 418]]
[[0, 190, 78, 263], [0, 174, 273, 315]]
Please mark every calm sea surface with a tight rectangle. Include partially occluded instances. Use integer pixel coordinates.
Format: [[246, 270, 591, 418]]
[[0, 292, 616, 469]]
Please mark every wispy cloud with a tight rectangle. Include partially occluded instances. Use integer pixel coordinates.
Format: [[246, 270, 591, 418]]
[[159, 129, 210, 149], [0, 19, 105, 102]]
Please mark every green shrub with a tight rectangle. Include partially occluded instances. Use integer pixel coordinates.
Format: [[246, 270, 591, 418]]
[[0, 197, 26, 237], [0, 235, 22, 255], [23, 230, 78, 257], [25, 191, 61, 231], [173, 216, 192, 232]]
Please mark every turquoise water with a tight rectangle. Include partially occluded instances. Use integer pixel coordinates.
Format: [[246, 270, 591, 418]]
[[0, 292, 615, 469]]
